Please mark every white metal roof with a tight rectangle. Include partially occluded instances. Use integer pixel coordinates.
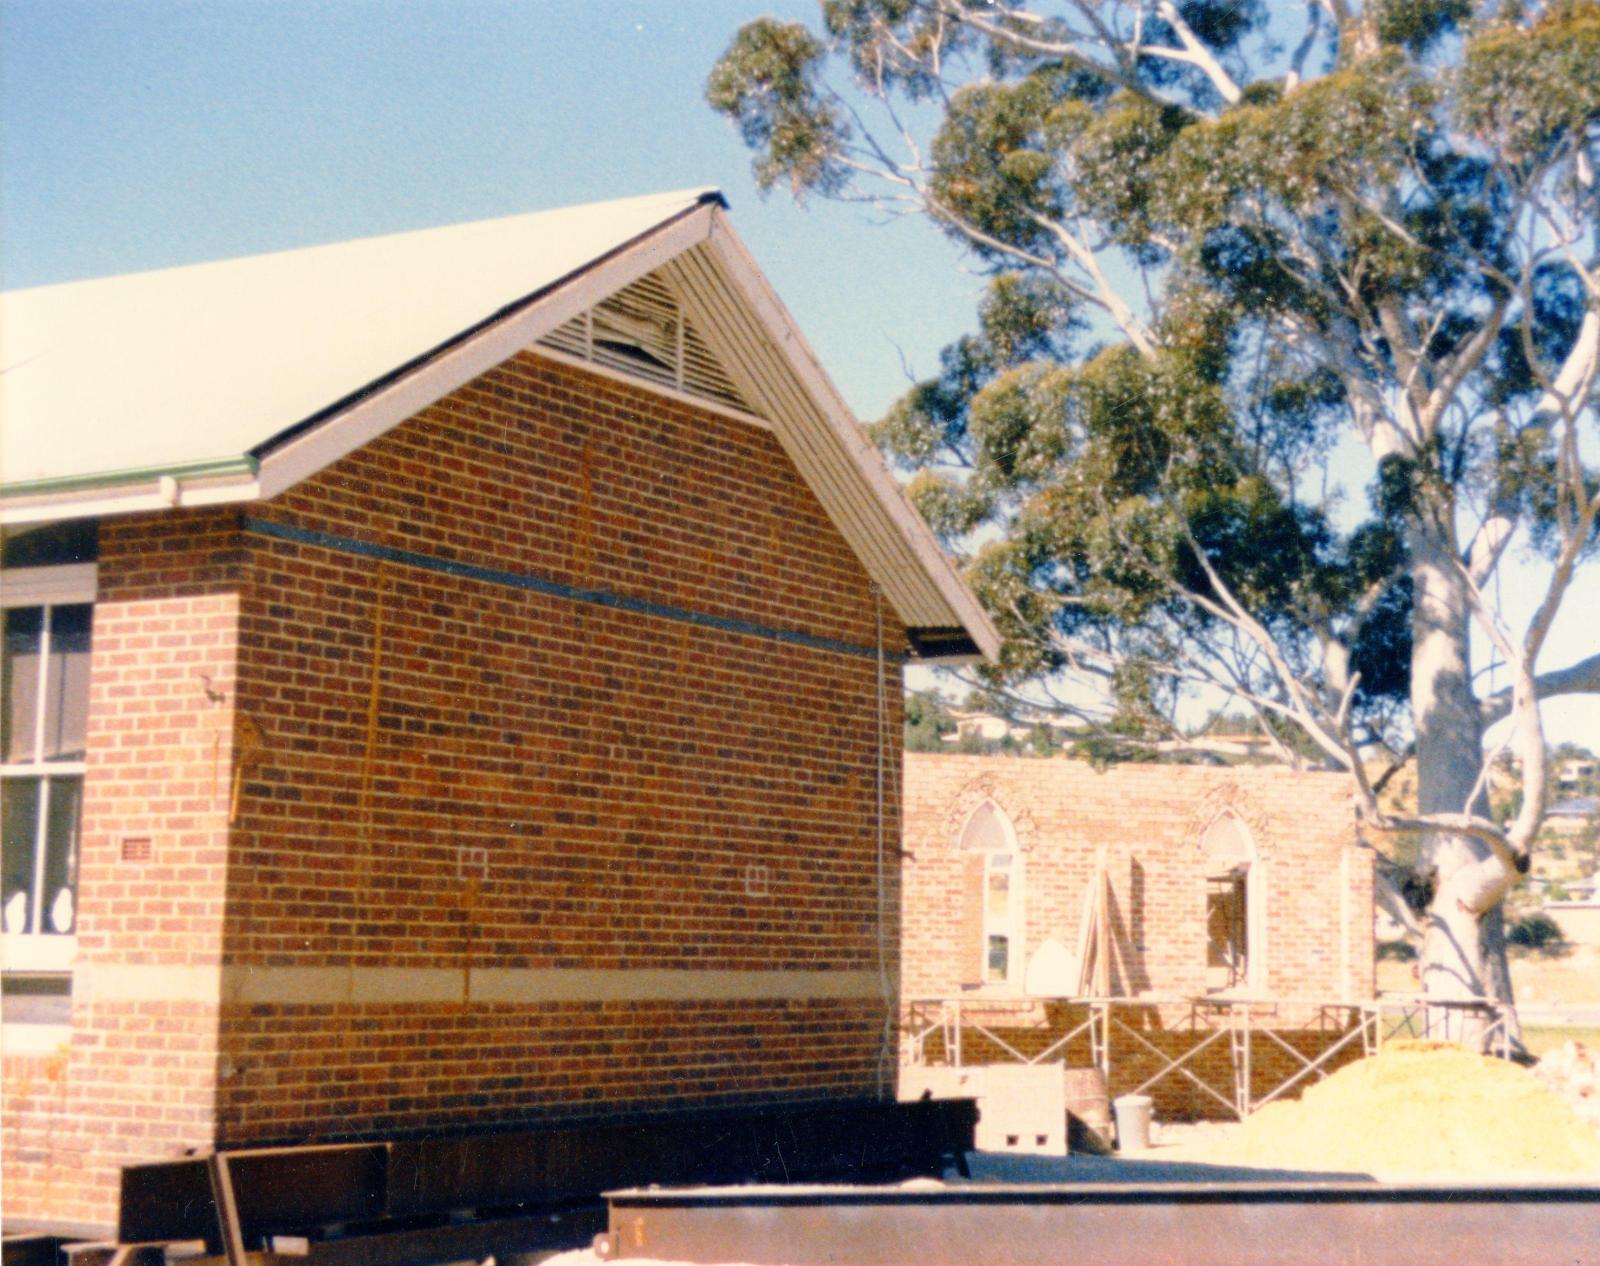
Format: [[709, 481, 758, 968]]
[[0, 189, 998, 661], [0, 188, 716, 490]]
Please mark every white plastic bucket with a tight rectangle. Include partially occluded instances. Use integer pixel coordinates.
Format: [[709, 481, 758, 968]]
[[1113, 1093, 1154, 1152]]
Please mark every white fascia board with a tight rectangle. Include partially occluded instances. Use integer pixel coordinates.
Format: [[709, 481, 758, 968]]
[[256, 203, 717, 499], [701, 210, 1002, 663], [0, 471, 261, 526]]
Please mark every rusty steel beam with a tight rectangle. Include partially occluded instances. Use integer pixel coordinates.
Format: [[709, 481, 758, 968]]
[[1, 1237, 63, 1266], [599, 1181, 1600, 1266], [112, 1207, 607, 1266], [116, 1099, 976, 1252]]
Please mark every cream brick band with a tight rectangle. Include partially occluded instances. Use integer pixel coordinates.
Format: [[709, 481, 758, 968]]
[[70, 963, 883, 1007]]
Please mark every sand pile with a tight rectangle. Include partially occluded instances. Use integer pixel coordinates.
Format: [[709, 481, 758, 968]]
[[1170, 1040, 1600, 1180]]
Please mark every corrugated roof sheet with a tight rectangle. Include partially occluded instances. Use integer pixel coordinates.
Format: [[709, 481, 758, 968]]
[[0, 188, 715, 488]]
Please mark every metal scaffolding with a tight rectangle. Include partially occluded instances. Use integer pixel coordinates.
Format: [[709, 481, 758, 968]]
[[902, 993, 1516, 1121]]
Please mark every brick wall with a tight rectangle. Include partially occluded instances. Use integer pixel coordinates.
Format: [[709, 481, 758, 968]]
[[901, 755, 1372, 1003], [899, 754, 1374, 1117], [2, 512, 244, 1228], [3, 354, 909, 1228], [219, 353, 906, 1143]]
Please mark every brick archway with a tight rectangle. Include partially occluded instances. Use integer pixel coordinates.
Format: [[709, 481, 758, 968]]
[[1183, 781, 1276, 858], [941, 774, 1040, 853]]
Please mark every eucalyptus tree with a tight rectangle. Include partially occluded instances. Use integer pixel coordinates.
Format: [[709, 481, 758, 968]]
[[709, 1, 1600, 1038]]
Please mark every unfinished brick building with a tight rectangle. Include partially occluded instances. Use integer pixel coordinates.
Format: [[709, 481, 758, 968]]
[[899, 754, 1376, 1120], [0, 190, 997, 1231]]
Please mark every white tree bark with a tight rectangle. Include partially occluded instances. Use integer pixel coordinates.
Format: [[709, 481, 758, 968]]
[[1409, 520, 1509, 1047]]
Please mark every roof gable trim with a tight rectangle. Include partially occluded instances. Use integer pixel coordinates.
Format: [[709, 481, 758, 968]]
[[696, 213, 1001, 663], [256, 202, 718, 499]]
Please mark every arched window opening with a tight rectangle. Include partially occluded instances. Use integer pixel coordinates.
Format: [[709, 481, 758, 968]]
[[960, 801, 1023, 989], [1202, 812, 1257, 992]]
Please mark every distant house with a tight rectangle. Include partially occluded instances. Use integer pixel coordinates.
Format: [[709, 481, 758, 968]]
[[938, 713, 1277, 762], [1557, 760, 1597, 791], [945, 710, 1019, 745], [1565, 870, 1600, 901], [1548, 864, 1600, 947], [1546, 797, 1600, 835], [942, 708, 1082, 748], [0, 190, 997, 1231]]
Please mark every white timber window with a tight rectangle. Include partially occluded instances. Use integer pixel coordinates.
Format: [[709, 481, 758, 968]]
[[960, 801, 1024, 990], [2, 561, 96, 978]]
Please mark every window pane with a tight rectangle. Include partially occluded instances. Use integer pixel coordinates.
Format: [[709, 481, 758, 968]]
[[3, 608, 43, 764], [43, 604, 92, 761], [43, 777, 81, 934], [986, 870, 1010, 918], [987, 935, 1010, 981], [2, 777, 42, 934]]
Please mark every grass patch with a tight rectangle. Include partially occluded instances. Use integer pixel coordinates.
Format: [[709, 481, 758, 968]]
[[1373, 1012, 1599, 1059], [1522, 1026, 1600, 1059]]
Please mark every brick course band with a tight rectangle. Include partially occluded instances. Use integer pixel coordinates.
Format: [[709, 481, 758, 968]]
[[72, 964, 882, 1005], [241, 516, 904, 664]]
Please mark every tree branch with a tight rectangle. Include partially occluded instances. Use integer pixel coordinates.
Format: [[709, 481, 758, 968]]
[[1152, 0, 1243, 104]]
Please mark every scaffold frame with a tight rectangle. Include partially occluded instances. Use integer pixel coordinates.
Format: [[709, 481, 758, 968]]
[[902, 994, 1521, 1121]]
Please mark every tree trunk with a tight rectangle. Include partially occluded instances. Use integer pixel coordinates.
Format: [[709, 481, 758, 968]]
[[1409, 520, 1515, 1049]]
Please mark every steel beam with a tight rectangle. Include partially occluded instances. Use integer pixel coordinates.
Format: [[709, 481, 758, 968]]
[[600, 1181, 1600, 1266], [116, 1099, 976, 1249]]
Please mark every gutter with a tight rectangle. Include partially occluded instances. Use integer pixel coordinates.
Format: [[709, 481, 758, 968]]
[[0, 455, 260, 526]]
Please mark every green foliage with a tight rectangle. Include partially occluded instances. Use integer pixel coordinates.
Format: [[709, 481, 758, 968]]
[[822, 0, 953, 99], [1371, 0, 1472, 54], [905, 687, 957, 750], [706, 20, 846, 195], [708, 0, 1598, 800], [869, 270, 1083, 486], [1508, 910, 1565, 951], [1459, 4, 1600, 160], [929, 76, 1070, 256], [1377, 938, 1419, 962], [1068, 733, 1164, 768]]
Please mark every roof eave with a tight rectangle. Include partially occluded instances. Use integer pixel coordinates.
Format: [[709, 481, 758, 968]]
[[0, 458, 261, 526], [2, 192, 1000, 665]]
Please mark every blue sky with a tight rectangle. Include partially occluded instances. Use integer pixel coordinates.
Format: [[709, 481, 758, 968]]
[[0, 0, 982, 420], [3, 0, 1594, 749]]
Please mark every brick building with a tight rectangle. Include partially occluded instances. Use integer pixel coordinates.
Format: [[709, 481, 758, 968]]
[[902, 754, 1374, 1003], [0, 190, 998, 1231], [899, 755, 1375, 1120]]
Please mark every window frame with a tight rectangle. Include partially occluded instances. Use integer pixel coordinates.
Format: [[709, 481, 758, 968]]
[[2, 562, 96, 976], [960, 800, 1025, 994], [1199, 811, 1265, 995]]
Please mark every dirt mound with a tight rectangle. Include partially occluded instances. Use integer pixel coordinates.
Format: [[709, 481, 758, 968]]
[[1172, 1040, 1600, 1180]]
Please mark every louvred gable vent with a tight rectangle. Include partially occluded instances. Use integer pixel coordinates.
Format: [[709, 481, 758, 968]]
[[538, 271, 762, 416]]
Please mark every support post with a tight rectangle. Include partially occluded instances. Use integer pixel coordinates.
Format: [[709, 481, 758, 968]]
[[206, 1153, 247, 1266]]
